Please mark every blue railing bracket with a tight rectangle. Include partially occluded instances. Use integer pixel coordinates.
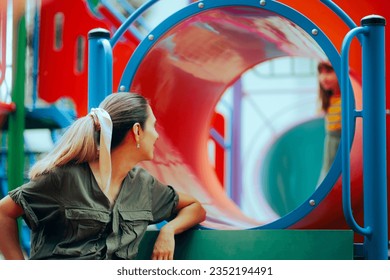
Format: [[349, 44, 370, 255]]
[[341, 14, 387, 259]]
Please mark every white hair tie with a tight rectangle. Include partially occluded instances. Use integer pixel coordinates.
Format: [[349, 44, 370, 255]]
[[90, 108, 112, 194]]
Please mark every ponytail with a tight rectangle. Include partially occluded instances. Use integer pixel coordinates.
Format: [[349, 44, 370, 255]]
[[29, 115, 98, 179]]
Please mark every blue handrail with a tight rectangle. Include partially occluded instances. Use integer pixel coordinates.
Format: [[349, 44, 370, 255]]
[[340, 26, 370, 237], [110, 0, 159, 47], [101, 0, 145, 41], [320, 0, 357, 30]]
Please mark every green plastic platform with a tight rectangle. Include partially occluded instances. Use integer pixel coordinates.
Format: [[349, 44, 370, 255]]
[[136, 229, 353, 260]]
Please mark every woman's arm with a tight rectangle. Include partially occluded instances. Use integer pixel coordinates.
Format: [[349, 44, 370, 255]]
[[0, 196, 25, 259], [151, 192, 206, 260]]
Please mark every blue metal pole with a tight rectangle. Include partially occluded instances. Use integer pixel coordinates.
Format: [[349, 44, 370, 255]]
[[361, 15, 387, 260], [88, 28, 113, 110]]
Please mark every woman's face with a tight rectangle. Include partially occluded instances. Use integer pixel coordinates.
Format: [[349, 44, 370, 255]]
[[140, 106, 159, 160], [318, 65, 339, 92]]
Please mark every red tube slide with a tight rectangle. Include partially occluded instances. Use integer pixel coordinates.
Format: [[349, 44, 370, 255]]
[[120, 1, 388, 242]]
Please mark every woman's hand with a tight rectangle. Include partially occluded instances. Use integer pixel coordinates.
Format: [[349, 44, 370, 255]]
[[151, 192, 206, 260], [151, 225, 175, 260]]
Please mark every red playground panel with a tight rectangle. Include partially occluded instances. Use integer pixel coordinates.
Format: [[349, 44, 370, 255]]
[[38, 0, 138, 116]]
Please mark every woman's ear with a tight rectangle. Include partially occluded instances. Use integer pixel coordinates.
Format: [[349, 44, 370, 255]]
[[132, 123, 141, 136], [131, 123, 142, 143], [131, 123, 143, 149]]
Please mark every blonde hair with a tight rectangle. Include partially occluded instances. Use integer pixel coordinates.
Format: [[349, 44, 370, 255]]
[[29, 92, 149, 178]]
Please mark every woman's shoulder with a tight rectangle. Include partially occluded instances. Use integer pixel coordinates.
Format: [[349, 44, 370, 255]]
[[47, 163, 89, 180], [128, 166, 155, 184]]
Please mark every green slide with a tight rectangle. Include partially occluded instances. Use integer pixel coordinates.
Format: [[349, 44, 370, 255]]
[[261, 117, 325, 216]]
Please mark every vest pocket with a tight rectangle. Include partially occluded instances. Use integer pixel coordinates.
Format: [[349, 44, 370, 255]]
[[116, 210, 153, 259], [53, 208, 110, 257]]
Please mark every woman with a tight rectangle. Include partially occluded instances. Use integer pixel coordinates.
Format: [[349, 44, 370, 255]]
[[317, 61, 341, 181], [0, 92, 206, 260]]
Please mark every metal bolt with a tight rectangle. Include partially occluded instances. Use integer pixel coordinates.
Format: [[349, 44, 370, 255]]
[[198, 2, 204, 9], [260, 0, 266, 6], [119, 85, 126, 92], [312, 29, 319, 36], [148, 34, 154, 41], [309, 199, 316, 206]]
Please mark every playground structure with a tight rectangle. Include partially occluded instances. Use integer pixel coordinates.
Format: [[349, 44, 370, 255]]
[[0, 0, 388, 260]]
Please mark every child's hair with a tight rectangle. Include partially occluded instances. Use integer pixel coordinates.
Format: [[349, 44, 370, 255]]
[[318, 61, 334, 113]]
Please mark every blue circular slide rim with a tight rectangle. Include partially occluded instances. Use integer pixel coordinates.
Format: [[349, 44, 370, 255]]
[[119, 0, 356, 230]]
